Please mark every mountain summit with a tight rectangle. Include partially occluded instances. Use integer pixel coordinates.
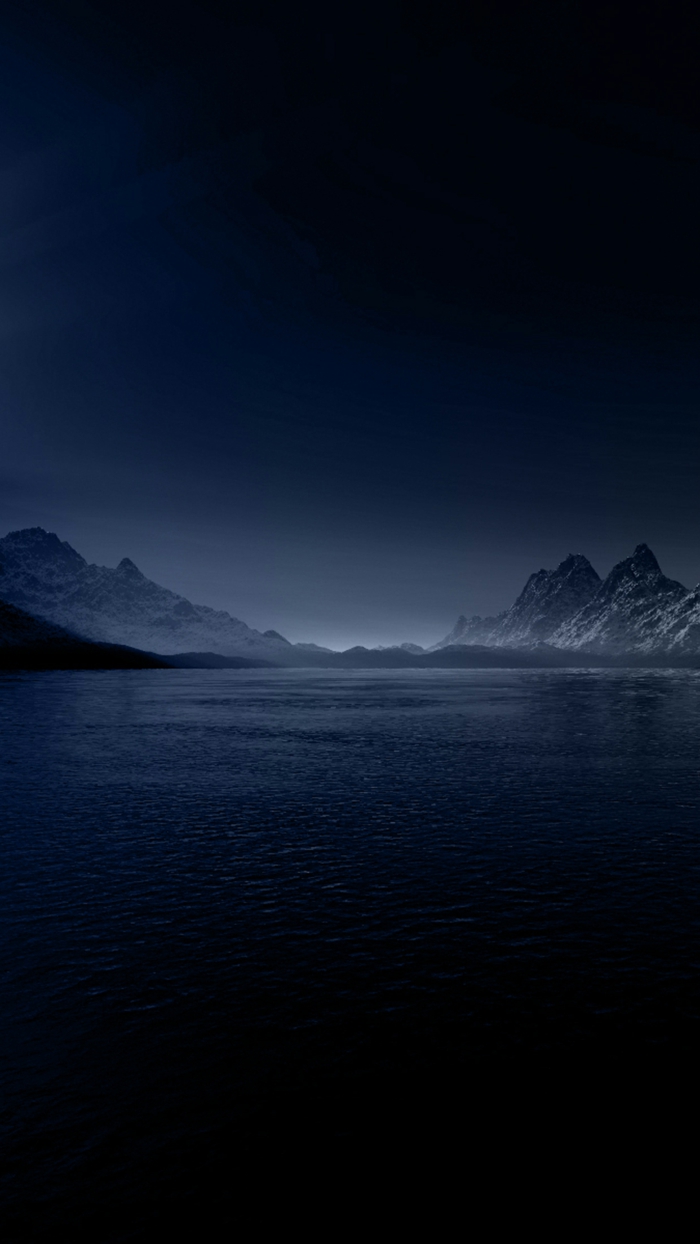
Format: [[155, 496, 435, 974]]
[[550, 544, 692, 653], [0, 528, 296, 659], [115, 557, 145, 578], [433, 553, 601, 649]]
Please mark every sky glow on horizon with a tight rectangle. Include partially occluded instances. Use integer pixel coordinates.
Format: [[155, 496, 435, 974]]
[[2, 3, 700, 647]]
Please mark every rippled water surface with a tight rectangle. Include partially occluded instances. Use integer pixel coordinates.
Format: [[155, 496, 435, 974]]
[[3, 668, 700, 1232]]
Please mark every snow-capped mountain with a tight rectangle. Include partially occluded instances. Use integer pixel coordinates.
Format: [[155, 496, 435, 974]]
[[0, 528, 302, 659], [435, 545, 700, 655], [550, 544, 700, 653], [433, 553, 601, 649], [5, 528, 699, 662]]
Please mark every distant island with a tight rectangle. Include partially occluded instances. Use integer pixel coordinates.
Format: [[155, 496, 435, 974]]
[[1, 527, 699, 669]]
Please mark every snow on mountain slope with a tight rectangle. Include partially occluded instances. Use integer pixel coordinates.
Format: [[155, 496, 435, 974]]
[[494, 553, 601, 645], [656, 586, 700, 652], [433, 554, 601, 650], [435, 545, 700, 655], [549, 544, 693, 652], [5, 528, 698, 660], [0, 528, 296, 658]]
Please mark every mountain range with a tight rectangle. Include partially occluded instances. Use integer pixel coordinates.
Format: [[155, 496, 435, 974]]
[[1, 527, 699, 664], [433, 544, 700, 655], [0, 528, 326, 663]]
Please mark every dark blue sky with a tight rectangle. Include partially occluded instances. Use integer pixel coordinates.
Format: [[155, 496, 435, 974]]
[[3, 2, 700, 646]]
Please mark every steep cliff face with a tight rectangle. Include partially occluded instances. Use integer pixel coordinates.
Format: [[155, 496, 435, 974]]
[[0, 528, 293, 658]]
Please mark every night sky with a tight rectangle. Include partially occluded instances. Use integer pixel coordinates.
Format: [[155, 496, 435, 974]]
[[2, 2, 700, 647]]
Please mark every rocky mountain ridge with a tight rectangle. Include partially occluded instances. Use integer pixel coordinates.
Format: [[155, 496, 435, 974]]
[[3, 528, 700, 661], [435, 553, 602, 649], [0, 528, 308, 660], [435, 545, 700, 655]]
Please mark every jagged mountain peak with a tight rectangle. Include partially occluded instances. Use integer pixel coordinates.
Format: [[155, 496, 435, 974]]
[[1, 527, 86, 565], [432, 542, 700, 658], [517, 553, 597, 594], [116, 557, 144, 578], [432, 551, 601, 651], [600, 544, 684, 597], [518, 552, 599, 595], [263, 629, 291, 644], [505, 554, 600, 637], [622, 543, 662, 575], [561, 552, 596, 571], [0, 527, 297, 659], [550, 544, 692, 652]]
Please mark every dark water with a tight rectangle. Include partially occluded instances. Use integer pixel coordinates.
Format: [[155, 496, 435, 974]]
[[2, 668, 700, 1230]]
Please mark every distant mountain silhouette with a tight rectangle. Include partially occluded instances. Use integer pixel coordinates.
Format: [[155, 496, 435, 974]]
[[435, 545, 700, 655]]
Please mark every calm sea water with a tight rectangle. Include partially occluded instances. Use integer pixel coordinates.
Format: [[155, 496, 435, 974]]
[[2, 668, 700, 1232]]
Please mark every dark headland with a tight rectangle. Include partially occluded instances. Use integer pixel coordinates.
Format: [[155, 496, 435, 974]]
[[0, 599, 167, 671]]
